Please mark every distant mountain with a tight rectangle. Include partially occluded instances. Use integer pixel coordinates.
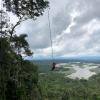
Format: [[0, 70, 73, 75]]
[[31, 55, 100, 64]]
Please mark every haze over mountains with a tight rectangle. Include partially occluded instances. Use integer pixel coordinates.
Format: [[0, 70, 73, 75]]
[[31, 55, 100, 64]]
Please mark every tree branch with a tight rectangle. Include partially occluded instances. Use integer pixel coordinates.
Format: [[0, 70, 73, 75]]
[[10, 16, 25, 38]]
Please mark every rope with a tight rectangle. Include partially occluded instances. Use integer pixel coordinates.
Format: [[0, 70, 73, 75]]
[[48, 8, 54, 62]]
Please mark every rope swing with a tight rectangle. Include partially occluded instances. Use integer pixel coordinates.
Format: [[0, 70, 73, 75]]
[[47, 8, 56, 70]]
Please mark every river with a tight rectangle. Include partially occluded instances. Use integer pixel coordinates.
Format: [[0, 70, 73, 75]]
[[56, 63, 100, 79]]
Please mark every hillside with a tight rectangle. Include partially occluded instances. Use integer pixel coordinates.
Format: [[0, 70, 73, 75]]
[[37, 62, 100, 100]]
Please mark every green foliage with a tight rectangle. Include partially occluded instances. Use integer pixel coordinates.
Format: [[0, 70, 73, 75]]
[[11, 34, 33, 56], [38, 64, 100, 100], [3, 0, 49, 19], [0, 0, 48, 100]]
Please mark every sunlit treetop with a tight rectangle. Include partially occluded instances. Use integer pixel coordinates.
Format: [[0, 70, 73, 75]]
[[2, 0, 49, 19]]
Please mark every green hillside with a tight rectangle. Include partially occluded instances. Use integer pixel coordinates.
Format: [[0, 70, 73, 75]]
[[38, 63, 100, 100]]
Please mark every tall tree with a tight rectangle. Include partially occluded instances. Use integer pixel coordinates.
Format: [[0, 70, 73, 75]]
[[0, 0, 49, 100], [2, 0, 49, 37]]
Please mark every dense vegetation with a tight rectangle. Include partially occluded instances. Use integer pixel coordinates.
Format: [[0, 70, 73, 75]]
[[38, 64, 100, 100], [0, 0, 48, 100]]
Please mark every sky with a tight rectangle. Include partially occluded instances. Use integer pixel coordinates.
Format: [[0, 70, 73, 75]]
[[2, 0, 100, 59]]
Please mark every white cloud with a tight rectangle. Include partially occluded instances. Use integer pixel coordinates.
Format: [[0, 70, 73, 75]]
[[14, 0, 100, 58]]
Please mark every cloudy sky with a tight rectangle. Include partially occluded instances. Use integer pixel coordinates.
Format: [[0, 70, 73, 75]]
[[15, 0, 100, 59]]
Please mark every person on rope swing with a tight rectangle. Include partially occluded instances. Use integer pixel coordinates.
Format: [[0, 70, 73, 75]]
[[51, 62, 56, 71]]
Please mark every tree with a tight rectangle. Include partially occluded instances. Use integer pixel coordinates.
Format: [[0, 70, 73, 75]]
[[11, 34, 33, 56], [2, 0, 49, 37], [0, 0, 49, 100]]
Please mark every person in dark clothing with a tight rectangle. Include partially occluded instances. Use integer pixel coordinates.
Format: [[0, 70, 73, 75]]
[[51, 62, 56, 71]]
